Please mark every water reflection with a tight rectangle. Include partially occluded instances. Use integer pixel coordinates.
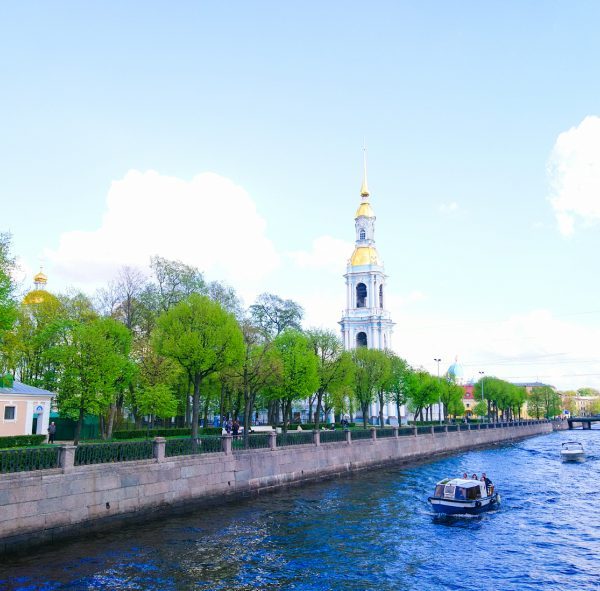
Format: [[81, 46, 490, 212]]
[[0, 429, 598, 591]]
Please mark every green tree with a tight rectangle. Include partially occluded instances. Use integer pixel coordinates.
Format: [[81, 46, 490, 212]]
[[249, 293, 304, 338], [307, 329, 354, 429], [473, 400, 488, 418], [47, 317, 132, 444], [136, 384, 179, 428], [152, 294, 243, 439], [406, 370, 441, 422], [351, 348, 388, 428], [267, 330, 318, 432], [0, 233, 17, 355], [384, 353, 411, 425], [440, 378, 465, 420], [531, 385, 561, 418]]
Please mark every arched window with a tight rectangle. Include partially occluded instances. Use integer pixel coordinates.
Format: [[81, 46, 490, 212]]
[[379, 284, 383, 308], [359, 229, 366, 240], [384, 334, 387, 349], [356, 283, 367, 308], [356, 332, 367, 348]]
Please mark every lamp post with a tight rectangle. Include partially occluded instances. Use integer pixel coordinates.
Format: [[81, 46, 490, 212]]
[[479, 371, 485, 422], [434, 358, 442, 424]]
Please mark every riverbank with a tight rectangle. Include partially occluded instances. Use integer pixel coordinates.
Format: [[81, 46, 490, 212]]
[[0, 421, 555, 554]]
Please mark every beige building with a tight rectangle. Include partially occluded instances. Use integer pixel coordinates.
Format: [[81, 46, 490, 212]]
[[0, 380, 54, 437]]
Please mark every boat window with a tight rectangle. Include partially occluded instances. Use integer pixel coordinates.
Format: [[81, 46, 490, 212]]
[[435, 485, 445, 497], [466, 487, 480, 500], [455, 487, 467, 500]]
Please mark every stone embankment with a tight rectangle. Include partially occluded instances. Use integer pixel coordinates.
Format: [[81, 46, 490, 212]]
[[0, 421, 553, 553]]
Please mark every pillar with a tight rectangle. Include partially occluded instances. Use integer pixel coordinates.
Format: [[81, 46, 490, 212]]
[[153, 437, 166, 462]]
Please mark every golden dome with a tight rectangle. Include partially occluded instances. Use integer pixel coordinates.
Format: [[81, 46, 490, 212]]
[[350, 246, 381, 267], [34, 271, 47, 285], [355, 201, 375, 218]]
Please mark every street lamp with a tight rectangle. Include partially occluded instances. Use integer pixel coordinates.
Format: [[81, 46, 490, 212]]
[[434, 358, 442, 424]]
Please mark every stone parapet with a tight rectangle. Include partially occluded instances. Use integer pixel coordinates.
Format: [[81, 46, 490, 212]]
[[0, 422, 552, 553]]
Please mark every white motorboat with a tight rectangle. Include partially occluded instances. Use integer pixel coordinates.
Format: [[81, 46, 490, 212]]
[[560, 441, 585, 462], [428, 478, 500, 515]]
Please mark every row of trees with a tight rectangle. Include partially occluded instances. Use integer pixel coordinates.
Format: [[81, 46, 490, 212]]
[[0, 233, 581, 445]]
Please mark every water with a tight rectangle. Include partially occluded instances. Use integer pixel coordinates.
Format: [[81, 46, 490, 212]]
[[1, 429, 599, 591]]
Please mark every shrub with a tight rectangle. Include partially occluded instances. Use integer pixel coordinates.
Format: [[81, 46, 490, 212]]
[[111, 427, 222, 440], [0, 434, 46, 449]]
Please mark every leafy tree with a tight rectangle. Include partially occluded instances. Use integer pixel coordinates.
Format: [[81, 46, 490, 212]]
[[440, 378, 465, 420], [249, 293, 304, 338], [266, 330, 318, 432], [47, 317, 132, 444], [307, 329, 354, 429], [530, 385, 561, 418], [136, 384, 179, 428], [152, 294, 244, 439], [384, 352, 412, 425], [0, 233, 17, 340], [473, 400, 488, 418], [148, 256, 206, 313], [351, 348, 388, 428], [406, 370, 441, 422]]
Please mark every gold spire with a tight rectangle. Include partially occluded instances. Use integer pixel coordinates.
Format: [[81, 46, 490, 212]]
[[360, 146, 370, 198]]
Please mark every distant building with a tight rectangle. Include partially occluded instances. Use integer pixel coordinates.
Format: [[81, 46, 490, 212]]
[[0, 380, 54, 437]]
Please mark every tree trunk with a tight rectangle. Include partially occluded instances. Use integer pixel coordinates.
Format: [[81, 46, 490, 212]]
[[107, 403, 117, 439], [74, 404, 85, 445], [202, 393, 210, 428], [282, 400, 290, 433], [378, 392, 385, 428], [315, 391, 324, 430], [219, 383, 226, 427], [396, 398, 401, 426], [362, 403, 369, 429], [191, 375, 201, 439]]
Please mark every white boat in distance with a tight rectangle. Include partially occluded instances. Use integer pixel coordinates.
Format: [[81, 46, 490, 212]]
[[560, 441, 585, 462]]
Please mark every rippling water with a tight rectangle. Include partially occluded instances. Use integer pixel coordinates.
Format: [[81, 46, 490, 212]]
[[1, 429, 599, 591]]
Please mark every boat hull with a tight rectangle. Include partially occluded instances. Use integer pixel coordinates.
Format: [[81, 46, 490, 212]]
[[561, 451, 585, 462], [428, 493, 500, 515]]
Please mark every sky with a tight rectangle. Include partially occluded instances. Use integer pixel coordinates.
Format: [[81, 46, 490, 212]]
[[2, 1, 600, 391]]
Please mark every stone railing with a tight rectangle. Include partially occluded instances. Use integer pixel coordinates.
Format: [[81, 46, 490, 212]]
[[0, 420, 550, 474]]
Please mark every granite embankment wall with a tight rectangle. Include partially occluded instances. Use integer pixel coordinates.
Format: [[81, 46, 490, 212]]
[[0, 422, 554, 552]]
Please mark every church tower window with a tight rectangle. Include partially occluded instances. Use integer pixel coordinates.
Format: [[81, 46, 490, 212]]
[[356, 332, 368, 348], [379, 284, 383, 308], [356, 283, 367, 308], [359, 229, 366, 240]]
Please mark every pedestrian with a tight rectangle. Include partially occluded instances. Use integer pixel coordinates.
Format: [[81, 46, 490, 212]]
[[225, 418, 232, 434], [48, 421, 56, 444], [232, 419, 240, 439], [480, 472, 493, 494]]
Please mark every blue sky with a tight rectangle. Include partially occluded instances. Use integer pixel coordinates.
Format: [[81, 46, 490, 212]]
[[2, 1, 600, 390]]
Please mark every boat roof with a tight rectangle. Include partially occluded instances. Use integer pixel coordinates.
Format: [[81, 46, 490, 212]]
[[562, 441, 583, 447], [438, 478, 483, 488]]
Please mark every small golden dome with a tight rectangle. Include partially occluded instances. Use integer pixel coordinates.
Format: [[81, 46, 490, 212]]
[[355, 201, 375, 218], [34, 271, 47, 285], [350, 246, 381, 267]]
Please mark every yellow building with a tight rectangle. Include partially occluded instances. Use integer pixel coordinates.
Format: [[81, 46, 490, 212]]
[[0, 379, 54, 437]]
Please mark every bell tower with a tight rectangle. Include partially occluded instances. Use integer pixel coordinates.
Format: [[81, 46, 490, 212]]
[[339, 151, 394, 351]]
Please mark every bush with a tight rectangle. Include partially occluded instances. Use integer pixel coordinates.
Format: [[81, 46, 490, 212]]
[[0, 434, 46, 449], [111, 427, 222, 440]]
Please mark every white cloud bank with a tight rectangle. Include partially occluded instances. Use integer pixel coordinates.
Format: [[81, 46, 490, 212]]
[[548, 115, 600, 236], [46, 170, 280, 287], [288, 235, 354, 270]]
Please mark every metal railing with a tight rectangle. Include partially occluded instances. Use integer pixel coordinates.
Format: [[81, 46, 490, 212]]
[[165, 436, 222, 457], [319, 430, 347, 444], [232, 434, 271, 451], [375, 428, 396, 438], [75, 441, 153, 465], [0, 420, 552, 474], [276, 431, 314, 447], [350, 429, 373, 440], [0, 447, 60, 473]]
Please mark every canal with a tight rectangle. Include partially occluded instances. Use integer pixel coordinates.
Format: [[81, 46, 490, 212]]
[[1, 428, 598, 591]]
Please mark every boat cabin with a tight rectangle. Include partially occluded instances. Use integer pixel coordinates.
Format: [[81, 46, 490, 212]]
[[434, 478, 488, 500]]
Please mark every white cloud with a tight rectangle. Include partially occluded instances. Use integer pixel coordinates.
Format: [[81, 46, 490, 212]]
[[287, 235, 354, 270], [46, 170, 280, 288], [439, 201, 459, 214], [548, 115, 600, 236]]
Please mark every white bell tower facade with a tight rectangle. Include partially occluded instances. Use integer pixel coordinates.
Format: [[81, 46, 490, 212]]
[[339, 155, 394, 352]]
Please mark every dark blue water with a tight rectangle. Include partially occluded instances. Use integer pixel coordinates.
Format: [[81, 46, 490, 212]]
[[1, 429, 599, 591]]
